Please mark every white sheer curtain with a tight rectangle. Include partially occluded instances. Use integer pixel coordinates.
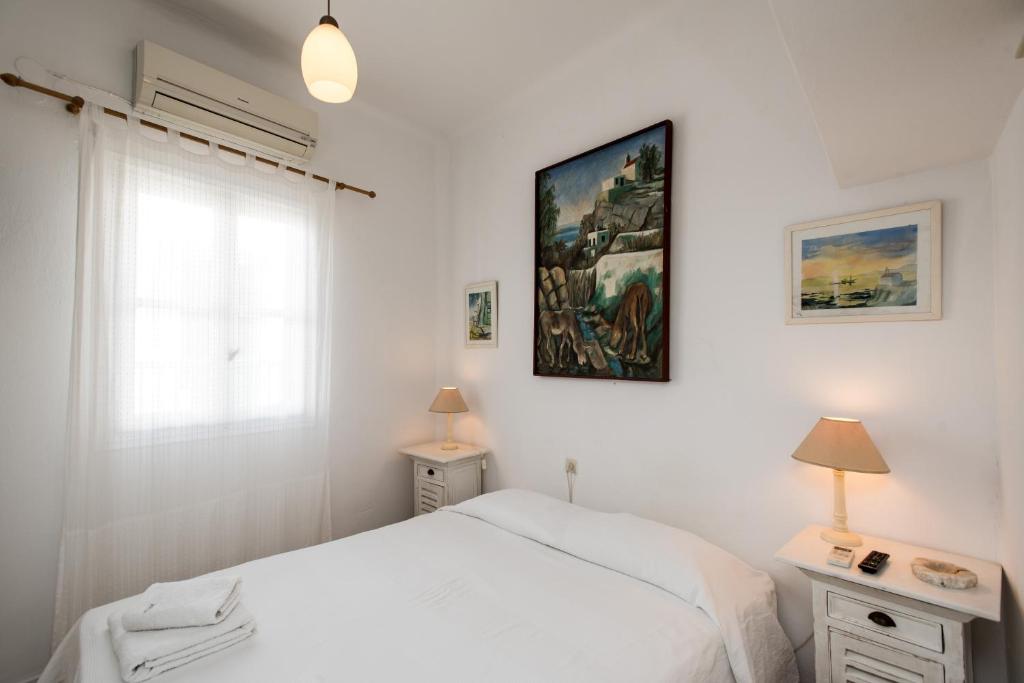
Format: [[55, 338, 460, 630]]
[[53, 105, 334, 642]]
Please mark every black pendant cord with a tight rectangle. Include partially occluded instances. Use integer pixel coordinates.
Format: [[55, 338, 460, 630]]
[[320, 0, 338, 27]]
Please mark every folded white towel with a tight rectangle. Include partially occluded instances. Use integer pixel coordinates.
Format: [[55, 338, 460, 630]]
[[108, 603, 256, 682], [122, 576, 241, 631]]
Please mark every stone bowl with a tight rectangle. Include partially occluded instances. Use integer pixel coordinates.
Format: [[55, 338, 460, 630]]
[[911, 557, 978, 590]]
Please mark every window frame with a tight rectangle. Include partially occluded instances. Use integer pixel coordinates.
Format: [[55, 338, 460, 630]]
[[104, 158, 322, 449]]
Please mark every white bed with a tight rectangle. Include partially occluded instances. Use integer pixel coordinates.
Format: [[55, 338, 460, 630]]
[[42, 490, 797, 683]]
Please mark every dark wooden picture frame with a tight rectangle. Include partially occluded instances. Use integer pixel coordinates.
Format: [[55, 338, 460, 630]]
[[533, 120, 672, 381]]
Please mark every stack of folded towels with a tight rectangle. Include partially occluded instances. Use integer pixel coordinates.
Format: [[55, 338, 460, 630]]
[[108, 575, 256, 682]]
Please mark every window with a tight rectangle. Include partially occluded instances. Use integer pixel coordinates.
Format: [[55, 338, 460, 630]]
[[55, 109, 334, 638], [110, 159, 321, 439]]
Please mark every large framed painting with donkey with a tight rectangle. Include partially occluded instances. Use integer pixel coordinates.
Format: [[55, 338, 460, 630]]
[[534, 121, 672, 381], [785, 201, 942, 324]]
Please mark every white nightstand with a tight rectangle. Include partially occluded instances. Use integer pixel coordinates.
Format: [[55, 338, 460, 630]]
[[776, 525, 1001, 683], [399, 442, 487, 515]]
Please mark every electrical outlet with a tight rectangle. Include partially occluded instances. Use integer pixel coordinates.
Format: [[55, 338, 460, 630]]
[[564, 458, 577, 474]]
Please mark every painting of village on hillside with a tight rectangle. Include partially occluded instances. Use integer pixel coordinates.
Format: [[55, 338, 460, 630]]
[[534, 121, 672, 381]]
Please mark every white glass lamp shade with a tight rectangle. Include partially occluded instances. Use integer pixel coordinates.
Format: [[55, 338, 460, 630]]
[[301, 19, 358, 103]]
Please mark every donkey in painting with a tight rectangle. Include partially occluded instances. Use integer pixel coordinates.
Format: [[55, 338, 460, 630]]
[[537, 310, 588, 369], [608, 281, 651, 363]]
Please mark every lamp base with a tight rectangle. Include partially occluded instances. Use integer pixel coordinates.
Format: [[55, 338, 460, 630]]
[[440, 413, 458, 450], [821, 527, 863, 548]]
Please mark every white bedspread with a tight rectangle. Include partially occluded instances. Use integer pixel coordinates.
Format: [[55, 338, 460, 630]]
[[43, 490, 795, 683]]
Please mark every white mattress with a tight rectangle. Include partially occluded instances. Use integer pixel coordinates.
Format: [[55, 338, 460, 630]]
[[44, 491, 795, 683]]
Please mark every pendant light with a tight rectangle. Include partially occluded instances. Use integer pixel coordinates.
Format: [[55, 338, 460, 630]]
[[301, 0, 358, 103]]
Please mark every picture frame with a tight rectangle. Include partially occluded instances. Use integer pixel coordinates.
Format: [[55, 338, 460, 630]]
[[784, 200, 942, 324], [533, 120, 672, 381], [465, 281, 498, 348]]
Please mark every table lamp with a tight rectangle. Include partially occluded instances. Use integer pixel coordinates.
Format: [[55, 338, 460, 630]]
[[429, 387, 468, 450], [792, 417, 889, 547]]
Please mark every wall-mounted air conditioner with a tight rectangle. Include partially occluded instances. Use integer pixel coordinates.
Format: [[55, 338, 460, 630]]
[[133, 41, 318, 162]]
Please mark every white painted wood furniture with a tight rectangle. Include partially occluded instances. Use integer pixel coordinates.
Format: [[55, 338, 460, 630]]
[[400, 442, 486, 515], [776, 525, 1001, 683]]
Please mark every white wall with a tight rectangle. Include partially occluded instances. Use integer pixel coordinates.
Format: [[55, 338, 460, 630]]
[[1, 0, 1016, 681], [0, 71, 79, 683], [991, 88, 1024, 680], [439, 1, 1006, 679], [0, 1, 441, 680]]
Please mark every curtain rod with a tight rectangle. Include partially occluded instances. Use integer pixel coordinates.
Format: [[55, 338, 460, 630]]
[[1, 72, 376, 199]]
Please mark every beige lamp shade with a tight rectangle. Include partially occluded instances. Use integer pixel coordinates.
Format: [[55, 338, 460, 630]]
[[792, 417, 889, 474], [429, 387, 468, 414]]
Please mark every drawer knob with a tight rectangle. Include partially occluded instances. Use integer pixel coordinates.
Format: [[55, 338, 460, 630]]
[[868, 611, 896, 628], [427, 468, 434, 476]]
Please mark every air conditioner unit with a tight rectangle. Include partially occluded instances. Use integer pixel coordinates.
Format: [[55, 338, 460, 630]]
[[133, 41, 318, 162]]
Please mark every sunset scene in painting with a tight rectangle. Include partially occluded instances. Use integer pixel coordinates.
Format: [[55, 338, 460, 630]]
[[800, 224, 918, 310]]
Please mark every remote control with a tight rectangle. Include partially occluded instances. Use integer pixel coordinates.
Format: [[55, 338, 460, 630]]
[[858, 550, 890, 574], [827, 546, 855, 568]]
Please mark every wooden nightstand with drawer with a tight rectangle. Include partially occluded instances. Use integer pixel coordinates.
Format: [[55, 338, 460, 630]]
[[400, 442, 486, 515], [776, 525, 1002, 682]]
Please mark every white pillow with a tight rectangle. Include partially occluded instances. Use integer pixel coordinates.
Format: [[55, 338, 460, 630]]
[[447, 489, 798, 683]]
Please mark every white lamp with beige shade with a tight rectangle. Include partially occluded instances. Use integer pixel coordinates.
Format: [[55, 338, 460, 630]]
[[792, 417, 889, 547], [429, 387, 468, 450]]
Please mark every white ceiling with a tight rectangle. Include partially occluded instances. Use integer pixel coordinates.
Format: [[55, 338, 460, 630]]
[[150, 0, 1024, 185], [148, 0, 669, 136], [770, 0, 1024, 186]]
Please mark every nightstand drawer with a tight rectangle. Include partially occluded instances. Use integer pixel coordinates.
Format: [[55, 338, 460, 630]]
[[829, 630, 944, 683], [416, 463, 445, 483], [827, 591, 944, 653], [417, 481, 445, 513]]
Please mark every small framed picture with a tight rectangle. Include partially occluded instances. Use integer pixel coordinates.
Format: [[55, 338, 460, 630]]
[[465, 281, 498, 347], [785, 201, 942, 324]]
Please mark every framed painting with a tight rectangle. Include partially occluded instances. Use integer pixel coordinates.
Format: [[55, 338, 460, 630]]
[[465, 281, 497, 347], [534, 120, 672, 381], [785, 201, 942, 324]]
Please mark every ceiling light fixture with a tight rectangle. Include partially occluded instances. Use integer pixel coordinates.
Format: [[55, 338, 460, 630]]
[[301, 0, 358, 103]]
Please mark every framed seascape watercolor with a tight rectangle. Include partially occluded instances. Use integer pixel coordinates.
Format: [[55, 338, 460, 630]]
[[534, 120, 672, 381], [785, 201, 942, 324], [465, 281, 498, 348]]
